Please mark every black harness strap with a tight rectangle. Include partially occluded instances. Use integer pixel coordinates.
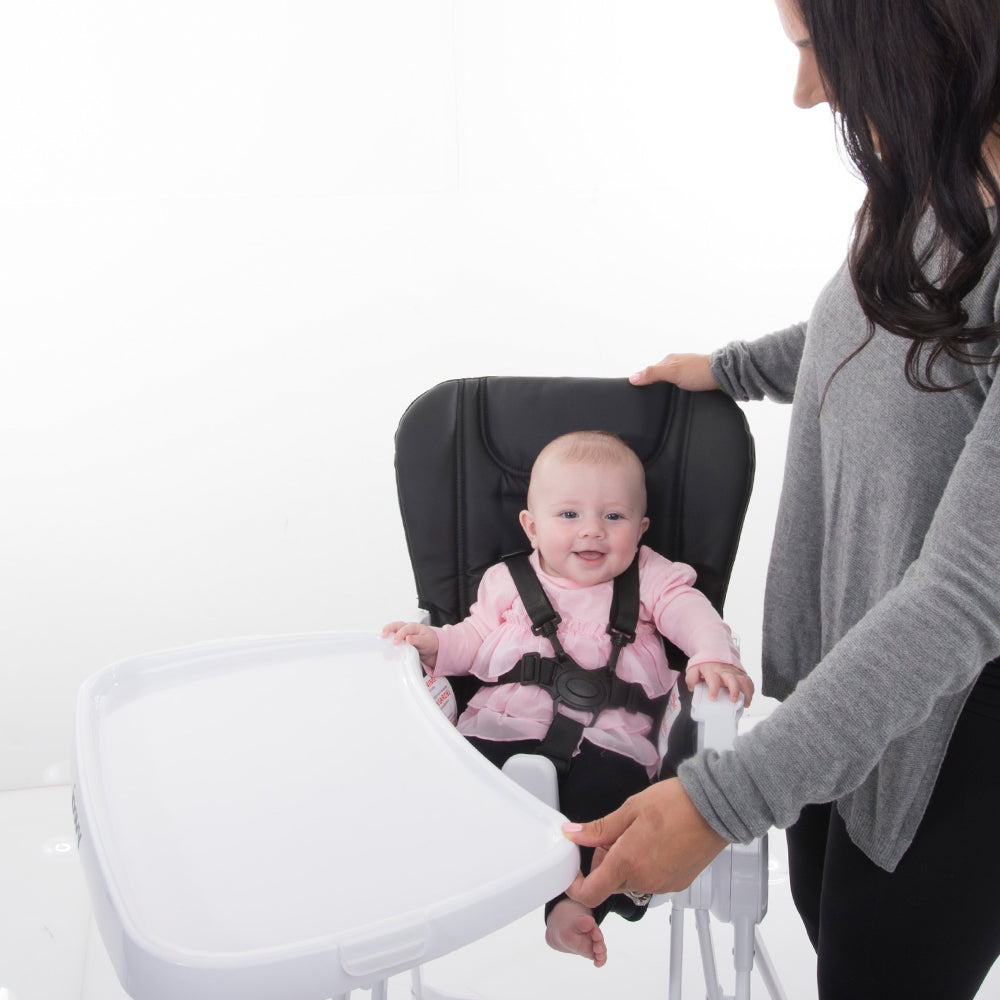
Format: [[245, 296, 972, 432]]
[[535, 713, 588, 774], [490, 552, 668, 773], [505, 553, 564, 643], [607, 552, 640, 642]]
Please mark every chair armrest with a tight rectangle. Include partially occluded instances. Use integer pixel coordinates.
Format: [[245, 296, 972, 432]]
[[690, 682, 743, 753], [666, 690, 766, 926]]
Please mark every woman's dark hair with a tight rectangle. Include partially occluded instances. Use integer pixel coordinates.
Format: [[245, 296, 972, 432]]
[[801, 0, 1000, 390]]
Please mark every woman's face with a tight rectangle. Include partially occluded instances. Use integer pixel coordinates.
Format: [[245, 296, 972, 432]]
[[775, 0, 829, 109]]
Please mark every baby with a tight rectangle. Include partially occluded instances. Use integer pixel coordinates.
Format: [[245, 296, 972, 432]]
[[384, 430, 752, 967]]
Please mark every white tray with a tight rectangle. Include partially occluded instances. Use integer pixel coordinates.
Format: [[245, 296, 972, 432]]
[[73, 632, 579, 1000]]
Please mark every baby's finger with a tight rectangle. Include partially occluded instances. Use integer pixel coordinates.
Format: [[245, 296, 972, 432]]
[[721, 669, 748, 702], [684, 664, 703, 693], [735, 675, 755, 707], [698, 672, 723, 700], [388, 622, 419, 646]]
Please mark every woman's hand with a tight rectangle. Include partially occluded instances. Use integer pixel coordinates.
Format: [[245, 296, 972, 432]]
[[630, 354, 718, 392], [562, 778, 728, 904]]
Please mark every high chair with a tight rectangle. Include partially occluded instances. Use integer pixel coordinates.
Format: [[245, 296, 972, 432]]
[[72, 375, 782, 1000], [391, 375, 784, 1000]]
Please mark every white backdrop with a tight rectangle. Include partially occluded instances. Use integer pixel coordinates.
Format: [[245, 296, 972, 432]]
[[1, 1, 864, 791]]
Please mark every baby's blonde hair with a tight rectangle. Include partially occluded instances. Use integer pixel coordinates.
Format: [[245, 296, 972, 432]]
[[527, 431, 647, 510]]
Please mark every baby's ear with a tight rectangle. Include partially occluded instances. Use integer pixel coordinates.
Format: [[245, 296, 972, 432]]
[[640, 516, 650, 536], [518, 509, 538, 548]]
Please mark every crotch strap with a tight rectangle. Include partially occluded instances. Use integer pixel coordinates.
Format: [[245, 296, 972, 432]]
[[491, 552, 668, 773]]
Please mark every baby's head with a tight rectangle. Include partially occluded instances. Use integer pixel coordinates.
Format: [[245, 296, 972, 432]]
[[519, 431, 650, 585]]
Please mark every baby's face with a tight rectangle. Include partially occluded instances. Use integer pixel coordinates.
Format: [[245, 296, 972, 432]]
[[519, 458, 649, 586]]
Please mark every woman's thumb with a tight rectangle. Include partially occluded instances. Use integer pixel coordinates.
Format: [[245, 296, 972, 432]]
[[561, 808, 630, 848], [628, 366, 658, 386]]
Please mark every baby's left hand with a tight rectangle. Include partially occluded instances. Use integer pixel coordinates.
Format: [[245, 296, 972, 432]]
[[685, 661, 754, 707]]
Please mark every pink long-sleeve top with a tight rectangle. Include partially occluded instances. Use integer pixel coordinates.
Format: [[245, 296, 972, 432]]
[[430, 545, 742, 774]]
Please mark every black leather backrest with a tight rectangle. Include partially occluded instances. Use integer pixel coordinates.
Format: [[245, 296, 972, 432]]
[[394, 376, 754, 626]]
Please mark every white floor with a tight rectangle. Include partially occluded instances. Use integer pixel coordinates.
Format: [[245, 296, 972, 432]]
[[3, 781, 999, 1000]]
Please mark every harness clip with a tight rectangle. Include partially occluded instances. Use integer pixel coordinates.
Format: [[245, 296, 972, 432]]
[[552, 664, 613, 726], [606, 624, 636, 646], [531, 615, 561, 639], [519, 651, 543, 686]]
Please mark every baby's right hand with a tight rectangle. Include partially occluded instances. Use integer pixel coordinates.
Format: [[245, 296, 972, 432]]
[[381, 621, 440, 670], [629, 354, 718, 392]]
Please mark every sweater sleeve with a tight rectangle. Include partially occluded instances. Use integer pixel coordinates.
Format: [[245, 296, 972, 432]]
[[709, 323, 806, 404], [678, 368, 1000, 852]]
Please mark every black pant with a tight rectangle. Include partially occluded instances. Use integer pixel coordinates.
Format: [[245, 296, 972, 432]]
[[786, 704, 1000, 999], [467, 736, 650, 923]]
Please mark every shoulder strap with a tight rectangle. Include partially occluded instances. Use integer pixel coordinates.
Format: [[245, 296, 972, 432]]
[[503, 552, 561, 638], [607, 551, 640, 643], [504, 550, 642, 646]]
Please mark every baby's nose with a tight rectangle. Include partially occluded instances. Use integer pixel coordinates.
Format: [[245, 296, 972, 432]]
[[578, 515, 605, 536]]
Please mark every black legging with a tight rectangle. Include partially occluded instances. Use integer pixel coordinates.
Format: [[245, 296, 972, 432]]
[[467, 736, 650, 923], [786, 701, 1000, 999]]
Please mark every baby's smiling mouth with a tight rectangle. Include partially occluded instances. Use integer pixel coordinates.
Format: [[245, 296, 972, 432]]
[[574, 550, 606, 562]]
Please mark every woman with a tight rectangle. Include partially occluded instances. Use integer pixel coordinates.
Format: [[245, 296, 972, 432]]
[[564, 1, 1000, 996]]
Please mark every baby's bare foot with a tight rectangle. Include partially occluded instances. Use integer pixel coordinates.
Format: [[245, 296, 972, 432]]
[[545, 898, 607, 967]]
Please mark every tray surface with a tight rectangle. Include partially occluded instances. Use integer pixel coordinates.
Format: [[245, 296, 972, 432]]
[[73, 632, 578, 996]]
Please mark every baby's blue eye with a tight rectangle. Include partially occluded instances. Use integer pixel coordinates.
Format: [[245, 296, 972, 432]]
[[605, 512, 623, 521], [559, 511, 578, 519]]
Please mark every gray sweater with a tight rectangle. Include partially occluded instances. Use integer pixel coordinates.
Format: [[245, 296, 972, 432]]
[[678, 244, 1000, 871]]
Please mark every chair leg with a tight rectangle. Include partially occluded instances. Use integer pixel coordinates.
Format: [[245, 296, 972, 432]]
[[753, 928, 790, 1000], [672, 907, 791, 1000], [668, 904, 685, 1000], [733, 917, 755, 1000], [694, 908, 724, 1000]]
